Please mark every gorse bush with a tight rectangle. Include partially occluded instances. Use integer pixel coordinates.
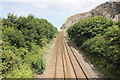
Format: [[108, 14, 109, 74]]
[[67, 16, 120, 79], [2, 13, 57, 78]]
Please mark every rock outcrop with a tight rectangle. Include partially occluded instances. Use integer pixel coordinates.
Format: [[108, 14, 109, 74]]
[[61, 1, 120, 29]]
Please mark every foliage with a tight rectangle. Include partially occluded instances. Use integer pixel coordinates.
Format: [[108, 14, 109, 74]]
[[67, 16, 120, 79], [2, 27, 25, 48], [67, 16, 115, 46], [2, 13, 58, 78]]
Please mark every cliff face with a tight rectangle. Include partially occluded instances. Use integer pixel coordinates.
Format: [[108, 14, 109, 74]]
[[61, 1, 120, 29]]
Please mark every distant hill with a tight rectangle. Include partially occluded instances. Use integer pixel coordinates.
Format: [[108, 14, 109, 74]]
[[61, 1, 120, 29]]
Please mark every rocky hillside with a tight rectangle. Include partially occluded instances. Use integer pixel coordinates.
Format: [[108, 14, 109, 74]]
[[61, 1, 120, 29]]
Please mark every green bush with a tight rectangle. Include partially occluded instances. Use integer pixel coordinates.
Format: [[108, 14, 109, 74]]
[[2, 13, 58, 78], [24, 43, 45, 74], [81, 35, 108, 56], [2, 27, 25, 48], [2, 42, 32, 78], [67, 16, 120, 79], [67, 16, 115, 46]]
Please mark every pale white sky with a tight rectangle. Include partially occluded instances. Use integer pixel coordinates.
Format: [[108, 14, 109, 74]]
[[0, 0, 108, 30]]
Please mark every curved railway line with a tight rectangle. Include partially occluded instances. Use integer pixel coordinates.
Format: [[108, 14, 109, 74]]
[[41, 30, 103, 79]]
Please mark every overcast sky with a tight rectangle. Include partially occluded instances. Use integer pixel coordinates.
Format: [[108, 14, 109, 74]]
[[0, 0, 108, 30]]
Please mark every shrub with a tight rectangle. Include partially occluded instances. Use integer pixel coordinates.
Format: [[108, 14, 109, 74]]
[[2, 13, 58, 78], [67, 16, 115, 46], [67, 16, 120, 79]]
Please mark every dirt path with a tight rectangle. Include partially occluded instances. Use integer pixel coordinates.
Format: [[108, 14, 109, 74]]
[[41, 30, 104, 79]]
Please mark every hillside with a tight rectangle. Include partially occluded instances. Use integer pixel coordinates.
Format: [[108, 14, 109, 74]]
[[61, 1, 120, 29]]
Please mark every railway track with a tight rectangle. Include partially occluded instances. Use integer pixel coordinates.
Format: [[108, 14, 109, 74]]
[[42, 30, 100, 79]]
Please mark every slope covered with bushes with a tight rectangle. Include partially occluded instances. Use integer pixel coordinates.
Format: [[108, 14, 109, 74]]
[[1, 13, 58, 78], [67, 16, 120, 79]]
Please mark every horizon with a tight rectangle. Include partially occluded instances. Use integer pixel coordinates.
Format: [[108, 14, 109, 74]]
[[0, 0, 108, 30]]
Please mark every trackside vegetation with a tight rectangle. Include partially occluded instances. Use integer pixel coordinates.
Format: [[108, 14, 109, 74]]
[[67, 16, 120, 79], [1, 13, 58, 78]]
